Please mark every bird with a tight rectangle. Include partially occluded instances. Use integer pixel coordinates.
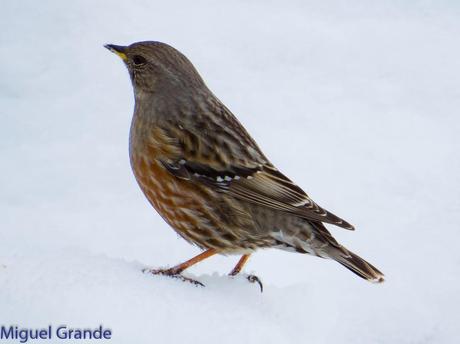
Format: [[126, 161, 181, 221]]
[[105, 41, 384, 289]]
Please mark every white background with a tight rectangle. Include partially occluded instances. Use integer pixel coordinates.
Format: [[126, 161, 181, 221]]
[[1, 1, 459, 343]]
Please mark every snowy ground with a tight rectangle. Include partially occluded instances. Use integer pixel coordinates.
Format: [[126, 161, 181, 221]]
[[1, 1, 460, 343]]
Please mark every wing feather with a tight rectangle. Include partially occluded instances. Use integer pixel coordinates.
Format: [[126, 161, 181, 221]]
[[161, 158, 355, 230], [153, 102, 354, 230]]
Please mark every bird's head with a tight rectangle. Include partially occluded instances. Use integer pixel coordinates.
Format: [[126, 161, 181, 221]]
[[105, 41, 206, 98]]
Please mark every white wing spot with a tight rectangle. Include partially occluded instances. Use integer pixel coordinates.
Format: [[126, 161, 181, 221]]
[[293, 200, 309, 207]]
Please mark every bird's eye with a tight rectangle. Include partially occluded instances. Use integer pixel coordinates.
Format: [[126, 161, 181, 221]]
[[132, 55, 147, 65]]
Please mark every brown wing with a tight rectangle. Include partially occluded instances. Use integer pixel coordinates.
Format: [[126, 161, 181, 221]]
[[155, 101, 354, 230], [161, 159, 355, 230]]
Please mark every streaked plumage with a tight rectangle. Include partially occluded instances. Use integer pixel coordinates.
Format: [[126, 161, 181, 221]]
[[105, 41, 384, 286]]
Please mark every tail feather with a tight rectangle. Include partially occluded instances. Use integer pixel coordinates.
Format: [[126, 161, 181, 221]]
[[329, 247, 385, 283]]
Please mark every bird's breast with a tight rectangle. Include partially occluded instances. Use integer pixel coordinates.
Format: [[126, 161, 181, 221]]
[[128, 120, 220, 247]]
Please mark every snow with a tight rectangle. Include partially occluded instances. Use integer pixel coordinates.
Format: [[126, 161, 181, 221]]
[[1, 0, 460, 343]]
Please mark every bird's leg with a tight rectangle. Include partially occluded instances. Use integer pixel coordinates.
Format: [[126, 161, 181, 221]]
[[229, 254, 263, 292], [229, 254, 251, 276], [144, 248, 217, 287]]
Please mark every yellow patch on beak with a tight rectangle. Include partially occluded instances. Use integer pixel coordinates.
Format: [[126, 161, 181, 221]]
[[114, 51, 128, 61], [104, 44, 128, 61]]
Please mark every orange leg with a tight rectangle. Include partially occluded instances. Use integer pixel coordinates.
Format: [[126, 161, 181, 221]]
[[165, 248, 217, 274], [229, 254, 251, 276], [146, 249, 217, 286]]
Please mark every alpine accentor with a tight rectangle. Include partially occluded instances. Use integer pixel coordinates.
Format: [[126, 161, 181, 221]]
[[105, 41, 384, 288]]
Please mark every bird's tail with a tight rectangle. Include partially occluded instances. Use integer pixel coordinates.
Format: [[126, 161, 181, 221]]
[[327, 246, 385, 283]]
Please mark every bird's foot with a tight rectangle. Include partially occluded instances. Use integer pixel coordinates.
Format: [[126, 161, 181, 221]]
[[246, 274, 263, 293], [142, 268, 205, 287], [229, 272, 263, 293]]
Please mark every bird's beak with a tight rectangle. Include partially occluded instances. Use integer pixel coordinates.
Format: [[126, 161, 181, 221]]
[[104, 44, 128, 61]]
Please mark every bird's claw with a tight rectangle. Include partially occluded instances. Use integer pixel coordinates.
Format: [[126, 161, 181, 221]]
[[246, 274, 263, 293], [143, 268, 205, 287], [229, 273, 264, 292]]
